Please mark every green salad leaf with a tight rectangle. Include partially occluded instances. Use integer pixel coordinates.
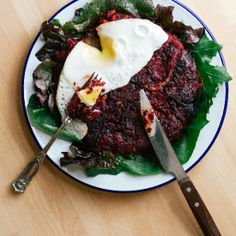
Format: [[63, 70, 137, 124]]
[[72, 0, 139, 32], [153, 5, 204, 44], [197, 62, 232, 98], [190, 34, 231, 98], [128, 0, 155, 18], [191, 34, 222, 62], [172, 90, 209, 164], [64, 0, 155, 33], [27, 95, 79, 142], [86, 154, 161, 177]]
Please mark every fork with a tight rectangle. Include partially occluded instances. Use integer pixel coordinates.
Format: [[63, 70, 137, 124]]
[[12, 73, 98, 193]]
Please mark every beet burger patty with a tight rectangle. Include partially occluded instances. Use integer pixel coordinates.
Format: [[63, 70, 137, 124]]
[[82, 33, 202, 155]]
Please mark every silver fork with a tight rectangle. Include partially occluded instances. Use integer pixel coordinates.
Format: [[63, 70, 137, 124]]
[[12, 73, 98, 193]]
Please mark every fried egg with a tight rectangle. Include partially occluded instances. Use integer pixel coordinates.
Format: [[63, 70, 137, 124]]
[[56, 18, 168, 140]]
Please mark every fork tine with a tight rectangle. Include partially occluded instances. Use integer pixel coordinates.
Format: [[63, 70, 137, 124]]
[[89, 72, 96, 80], [81, 72, 97, 90], [94, 74, 99, 81]]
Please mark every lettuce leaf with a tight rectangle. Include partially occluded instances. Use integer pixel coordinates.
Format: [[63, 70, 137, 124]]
[[153, 5, 204, 44], [33, 60, 55, 107], [36, 22, 67, 61]]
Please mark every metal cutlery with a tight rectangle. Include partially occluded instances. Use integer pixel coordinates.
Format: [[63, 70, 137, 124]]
[[12, 72, 98, 193]]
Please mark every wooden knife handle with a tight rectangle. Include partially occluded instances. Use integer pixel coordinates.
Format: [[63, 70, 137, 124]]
[[178, 176, 221, 236]]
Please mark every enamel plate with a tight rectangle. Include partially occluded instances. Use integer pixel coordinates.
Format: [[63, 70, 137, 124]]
[[22, 0, 228, 192]]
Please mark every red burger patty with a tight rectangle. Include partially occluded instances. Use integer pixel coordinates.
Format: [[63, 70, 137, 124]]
[[78, 33, 202, 155]]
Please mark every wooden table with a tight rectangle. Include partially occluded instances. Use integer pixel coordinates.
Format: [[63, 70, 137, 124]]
[[1, 0, 236, 235]]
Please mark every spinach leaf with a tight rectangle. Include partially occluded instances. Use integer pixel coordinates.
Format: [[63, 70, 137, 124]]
[[118, 155, 162, 175], [172, 90, 209, 164], [27, 94, 79, 142], [85, 154, 161, 177], [85, 166, 124, 177]]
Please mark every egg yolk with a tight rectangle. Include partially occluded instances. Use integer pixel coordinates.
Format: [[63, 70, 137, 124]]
[[99, 36, 116, 60], [77, 86, 103, 106]]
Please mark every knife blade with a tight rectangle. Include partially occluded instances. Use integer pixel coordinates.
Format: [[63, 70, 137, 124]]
[[139, 89, 221, 236], [139, 89, 186, 181]]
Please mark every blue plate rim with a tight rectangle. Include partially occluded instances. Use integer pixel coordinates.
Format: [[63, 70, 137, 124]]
[[21, 0, 229, 193]]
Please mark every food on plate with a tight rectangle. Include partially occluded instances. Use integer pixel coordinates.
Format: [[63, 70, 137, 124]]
[[28, 1, 231, 176]]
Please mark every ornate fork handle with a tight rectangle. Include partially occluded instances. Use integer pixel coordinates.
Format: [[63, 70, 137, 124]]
[[12, 116, 73, 193]]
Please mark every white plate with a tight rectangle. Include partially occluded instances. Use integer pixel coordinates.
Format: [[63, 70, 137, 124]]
[[22, 0, 228, 192]]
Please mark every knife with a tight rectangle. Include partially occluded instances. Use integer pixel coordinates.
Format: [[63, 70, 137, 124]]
[[140, 89, 221, 236]]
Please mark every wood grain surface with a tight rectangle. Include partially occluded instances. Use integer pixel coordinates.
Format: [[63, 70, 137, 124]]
[[0, 0, 236, 235]]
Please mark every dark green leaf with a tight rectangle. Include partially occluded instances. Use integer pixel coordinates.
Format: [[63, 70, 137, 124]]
[[61, 21, 85, 39], [72, 0, 155, 33], [118, 155, 162, 175], [51, 19, 62, 28], [73, 0, 111, 26], [197, 62, 232, 97], [35, 42, 58, 62], [190, 33, 231, 97], [109, 0, 140, 17], [125, 0, 155, 18], [85, 166, 124, 177], [85, 154, 161, 177], [27, 94, 79, 142], [191, 34, 222, 62], [173, 90, 209, 163], [85, 150, 124, 176], [73, 0, 139, 23]]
